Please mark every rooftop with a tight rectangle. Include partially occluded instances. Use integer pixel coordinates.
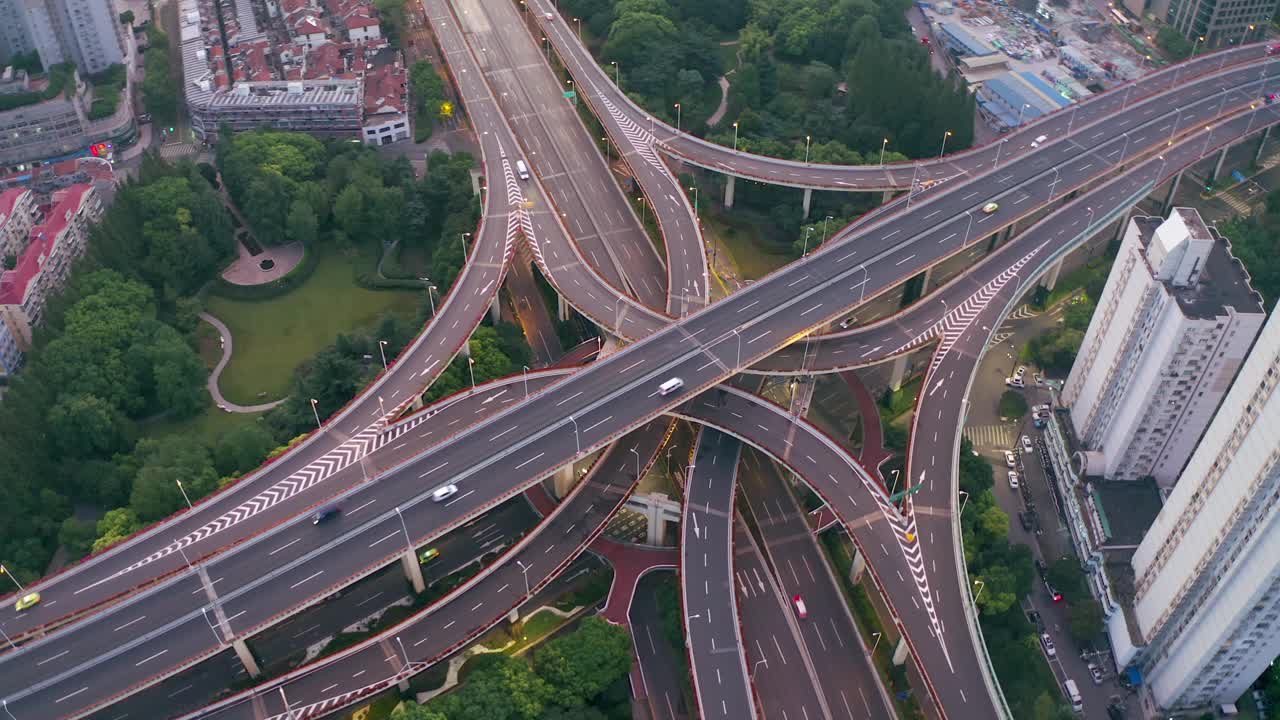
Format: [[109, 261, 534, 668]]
[[1091, 478, 1164, 547], [1134, 212, 1264, 321]]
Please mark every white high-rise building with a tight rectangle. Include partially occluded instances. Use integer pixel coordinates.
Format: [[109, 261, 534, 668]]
[[0, 0, 122, 75], [1061, 208, 1264, 486], [1129, 300, 1280, 712]]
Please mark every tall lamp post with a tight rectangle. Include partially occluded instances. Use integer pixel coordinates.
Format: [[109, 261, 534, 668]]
[[176, 480, 193, 510], [733, 122, 740, 151], [378, 339, 388, 370], [309, 398, 322, 429], [939, 130, 953, 158], [804, 134, 812, 164], [674, 103, 681, 133], [880, 137, 888, 165], [610, 61, 619, 87]]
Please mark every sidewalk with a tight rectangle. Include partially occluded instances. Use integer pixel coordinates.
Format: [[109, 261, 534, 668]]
[[199, 311, 285, 413]]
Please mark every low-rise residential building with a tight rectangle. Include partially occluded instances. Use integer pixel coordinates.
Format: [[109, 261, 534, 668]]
[[1061, 208, 1265, 487], [0, 183, 99, 375], [0, 187, 38, 260]]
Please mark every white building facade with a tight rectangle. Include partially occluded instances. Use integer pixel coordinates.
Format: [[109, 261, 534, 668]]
[[1062, 208, 1264, 486], [1130, 301, 1280, 711], [0, 0, 123, 74]]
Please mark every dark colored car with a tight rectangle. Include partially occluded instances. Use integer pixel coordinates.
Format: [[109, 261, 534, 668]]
[[312, 504, 341, 524]]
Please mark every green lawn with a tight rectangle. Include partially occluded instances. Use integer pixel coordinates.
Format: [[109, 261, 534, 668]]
[[706, 213, 793, 280], [146, 405, 267, 445], [204, 253, 422, 405]]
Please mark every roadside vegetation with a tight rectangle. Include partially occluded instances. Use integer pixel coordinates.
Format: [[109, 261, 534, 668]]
[[1220, 186, 1280, 307], [391, 616, 634, 720], [958, 438, 1076, 718], [141, 25, 179, 126]]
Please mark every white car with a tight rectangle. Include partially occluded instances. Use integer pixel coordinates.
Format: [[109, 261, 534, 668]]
[[1032, 404, 1050, 415], [1015, 365, 1027, 378], [431, 484, 459, 502], [1008, 471, 1020, 489], [1004, 450, 1017, 469], [1041, 633, 1056, 657], [792, 594, 808, 620], [544, 11, 553, 19], [1022, 435, 1034, 453], [1005, 376, 1025, 388]]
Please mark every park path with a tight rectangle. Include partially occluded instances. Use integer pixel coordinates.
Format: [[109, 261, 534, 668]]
[[200, 311, 286, 413]]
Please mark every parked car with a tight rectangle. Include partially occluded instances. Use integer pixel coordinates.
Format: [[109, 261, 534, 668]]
[[1041, 633, 1057, 657], [1022, 435, 1034, 453], [1015, 366, 1027, 378], [1019, 511, 1035, 531], [1004, 450, 1017, 468], [1089, 662, 1104, 685], [1006, 376, 1025, 388], [1008, 471, 1020, 489]]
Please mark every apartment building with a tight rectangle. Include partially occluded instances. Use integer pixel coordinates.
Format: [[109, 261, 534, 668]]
[[1165, 0, 1272, 48], [1128, 300, 1280, 711], [0, 0, 123, 75], [0, 182, 99, 374], [1061, 208, 1264, 487]]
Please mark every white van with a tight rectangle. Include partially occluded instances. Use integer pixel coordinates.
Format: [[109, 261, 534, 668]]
[[516, 160, 530, 181], [1031, 134, 1048, 148], [658, 378, 684, 396], [1063, 679, 1083, 713]]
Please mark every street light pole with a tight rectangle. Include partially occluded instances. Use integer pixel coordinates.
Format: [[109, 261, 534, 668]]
[[1048, 166, 1061, 200], [522, 365, 530, 399], [1201, 124, 1215, 157], [870, 631, 882, 655], [1016, 103, 1029, 128], [732, 122, 739, 151], [630, 447, 641, 479], [516, 560, 532, 596], [568, 415, 580, 454], [461, 232, 471, 259], [939, 130, 952, 158], [690, 186, 699, 220], [309, 398, 322, 429], [378, 340, 388, 370], [973, 578, 986, 604], [467, 357, 477, 390], [880, 137, 888, 166], [0, 564, 24, 592], [802, 226, 813, 256], [674, 103, 681, 133], [1118, 132, 1130, 164], [394, 506, 413, 553], [733, 328, 742, 369], [963, 209, 974, 244], [821, 215, 833, 245], [804, 134, 811, 164], [176, 480, 193, 510], [959, 489, 970, 516], [396, 636, 412, 671], [610, 61, 619, 87]]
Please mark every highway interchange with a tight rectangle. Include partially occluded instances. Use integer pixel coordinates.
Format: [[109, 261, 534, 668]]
[[3, 2, 1280, 717]]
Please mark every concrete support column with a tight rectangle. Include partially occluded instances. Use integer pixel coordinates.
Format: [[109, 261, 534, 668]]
[[889, 354, 909, 392], [1041, 257, 1064, 291], [849, 546, 866, 584], [723, 175, 736, 209], [1256, 125, 1272, 164], [489, 293, 501, 324], [919, 265, 934, 296], [401, 549, 426, 593], [1212, 145, 1228, 183], [233, 639, 263, 678], [802, 187, 812, 219], [459, 339, 472, 358], [508, 608, 520, 624], [1163, 170, 1184, 213], [892, 635, 910, 666], [410, 395, 424, 412], [557, 293, 570, 322], [646, 505, 664, 545], [882, 189, 893, 204], [553, 463, 575, 498]]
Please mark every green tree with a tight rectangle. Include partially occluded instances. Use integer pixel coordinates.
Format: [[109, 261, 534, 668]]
[[534, 616, 633, 706], [48, 393, 129, 458], [333, 185, 366, 243], [58, 517, 97, 558], [428, 654, 553, 720], [998, 390, 1028, 419], [1046, 557, 1087, 601], [214, 423, 277, 477], [1068, 599, 1104, 646], [128, 437, 219, 521], [1157, 27, 1194, 60], [119, 9, 134, 24], [93, 508, 142, 553], [287, 199, 319, 245], [390, 701, 447, 720]]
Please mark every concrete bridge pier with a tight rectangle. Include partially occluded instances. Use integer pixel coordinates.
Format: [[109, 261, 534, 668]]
[[401, 549, 426, 593], [883, 189, 893, 204], [553, 463, 575, 498], [557, 293, 571, 322], [232, 639, 262, 678], [892, 636, 910, 666], [802, 187, 812, 219], [489, 293, 501, 324], [849, 546, 866, 583], [1041, 258, 1064, 291], [889, 354, 910, 392], [1212, 145, 1229, 183], [723, 175, 736, 209], [1162, 169, 1184, 214]]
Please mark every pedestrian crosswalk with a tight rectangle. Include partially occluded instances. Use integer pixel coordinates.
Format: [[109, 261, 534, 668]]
[[159, 142, 195, 160], [965, 423, 1016, 449]]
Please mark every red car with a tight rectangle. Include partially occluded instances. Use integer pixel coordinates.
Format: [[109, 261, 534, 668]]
[[1267, 43, 1280, 56], [792, 594, 808, 620]]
